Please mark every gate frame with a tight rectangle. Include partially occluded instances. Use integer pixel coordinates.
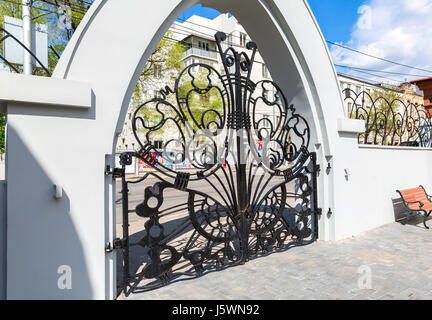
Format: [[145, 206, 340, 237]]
[[114, 32, 323, 291]]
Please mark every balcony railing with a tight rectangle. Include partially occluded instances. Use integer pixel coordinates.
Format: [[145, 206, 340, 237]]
[[182, 47, 218, 60]]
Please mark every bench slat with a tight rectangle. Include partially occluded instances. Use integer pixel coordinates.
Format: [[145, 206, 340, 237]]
[[398, 186, 432, 212]]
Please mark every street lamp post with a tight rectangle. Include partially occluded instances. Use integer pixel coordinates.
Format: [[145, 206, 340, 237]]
[[22, 0, 32, 75]]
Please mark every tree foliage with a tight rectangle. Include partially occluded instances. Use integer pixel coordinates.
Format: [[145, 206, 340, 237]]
[[360, 89, 404, 144], [133, 36, 224, 150], [132, 32, 187, 104]]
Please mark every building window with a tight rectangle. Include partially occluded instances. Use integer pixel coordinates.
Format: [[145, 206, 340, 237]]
[[154, 140, 163, 149], [262, 64, 269, 78], [239, 32, 247, 47], [153, 64, 162, 78], [263, 88, 270, 100], [227, 33, 233, 46], [356, 86, 361, 95], [198, 40, 209, 51], [262, 115, 271, 128], [274, 90, 281, 104]]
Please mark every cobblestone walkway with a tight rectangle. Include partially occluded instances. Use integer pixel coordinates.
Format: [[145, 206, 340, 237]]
[[120, 221, 432, 300]]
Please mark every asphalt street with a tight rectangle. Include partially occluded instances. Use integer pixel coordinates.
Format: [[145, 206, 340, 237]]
[[115, 170, 290, 234]]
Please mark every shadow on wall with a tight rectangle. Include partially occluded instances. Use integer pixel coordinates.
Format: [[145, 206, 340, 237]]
[[6, 126, 93, 299]]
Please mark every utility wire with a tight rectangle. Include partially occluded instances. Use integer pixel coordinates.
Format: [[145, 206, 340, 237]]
[[0, 0, 89, 15], [176, 15, 432, 76], [3, 0, 429, 81], [335, 64, 431, 78], [39, 0, 89, 14], [327, 40, 432, 74], [343, 68, 401, 83], [176, 16, 243, 40], [1, 0, 58, 14], [338, 72, 384, 85]]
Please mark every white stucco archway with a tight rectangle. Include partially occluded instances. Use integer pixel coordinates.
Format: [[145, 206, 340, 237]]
[[2, 0, 368, 299]]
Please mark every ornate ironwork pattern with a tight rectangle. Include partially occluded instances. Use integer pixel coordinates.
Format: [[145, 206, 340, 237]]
[[344, 88, 432, 147], [118, 32, 320, 293]]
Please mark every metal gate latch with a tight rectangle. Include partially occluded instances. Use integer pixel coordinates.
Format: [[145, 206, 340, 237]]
[[105, 238, 124, 253], [105, 165, 124, 178]]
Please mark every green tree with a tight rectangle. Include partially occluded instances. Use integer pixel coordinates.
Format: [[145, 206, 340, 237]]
[[132, 32, 187, 103], [359, 89, 404, 144], [136, 58, 224, 148]]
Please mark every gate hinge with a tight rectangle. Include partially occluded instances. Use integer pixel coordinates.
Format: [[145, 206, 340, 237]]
[[105, 238, 125, 253], [105, 165, 124, 178], [316, 208, 322, 217]]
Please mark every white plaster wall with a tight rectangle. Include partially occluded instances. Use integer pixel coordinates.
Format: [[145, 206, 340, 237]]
[[5, 0, 202, 300], [333, 137, 432, 239]]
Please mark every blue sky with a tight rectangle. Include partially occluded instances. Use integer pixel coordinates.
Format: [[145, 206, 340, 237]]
[[307, 0, 365, 43], [177, 1, 365, 44]]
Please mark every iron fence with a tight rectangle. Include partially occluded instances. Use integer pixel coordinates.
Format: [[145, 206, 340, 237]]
[[343, 88, 432, 147]]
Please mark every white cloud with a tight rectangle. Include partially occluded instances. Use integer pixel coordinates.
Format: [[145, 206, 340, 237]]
[[331, 0, 432, 84]]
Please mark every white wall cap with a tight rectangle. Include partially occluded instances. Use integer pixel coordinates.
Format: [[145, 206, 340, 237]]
[[0, 72, 91, 109], [338, 118, 365, 134]]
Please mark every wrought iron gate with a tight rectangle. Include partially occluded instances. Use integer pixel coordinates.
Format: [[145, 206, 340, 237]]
[[114, 32, 320, 293]]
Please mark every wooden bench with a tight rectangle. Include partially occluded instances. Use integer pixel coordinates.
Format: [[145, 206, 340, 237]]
[[396, 186, 432, 229]]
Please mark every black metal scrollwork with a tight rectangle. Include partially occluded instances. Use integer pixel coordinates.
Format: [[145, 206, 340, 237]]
[[344, 88, 432, 147], [118, 32, 319, 292]]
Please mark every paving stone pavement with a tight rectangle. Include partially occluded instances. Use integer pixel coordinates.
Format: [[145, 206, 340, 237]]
[[119, 221, 432, 300]]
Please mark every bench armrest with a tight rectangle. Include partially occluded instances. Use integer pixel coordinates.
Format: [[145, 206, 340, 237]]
[[406, 200, 424, 208], [420, 186, 432, 202]]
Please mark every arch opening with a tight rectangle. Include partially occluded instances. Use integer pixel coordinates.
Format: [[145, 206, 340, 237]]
[[110, 2, 326, 294]]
